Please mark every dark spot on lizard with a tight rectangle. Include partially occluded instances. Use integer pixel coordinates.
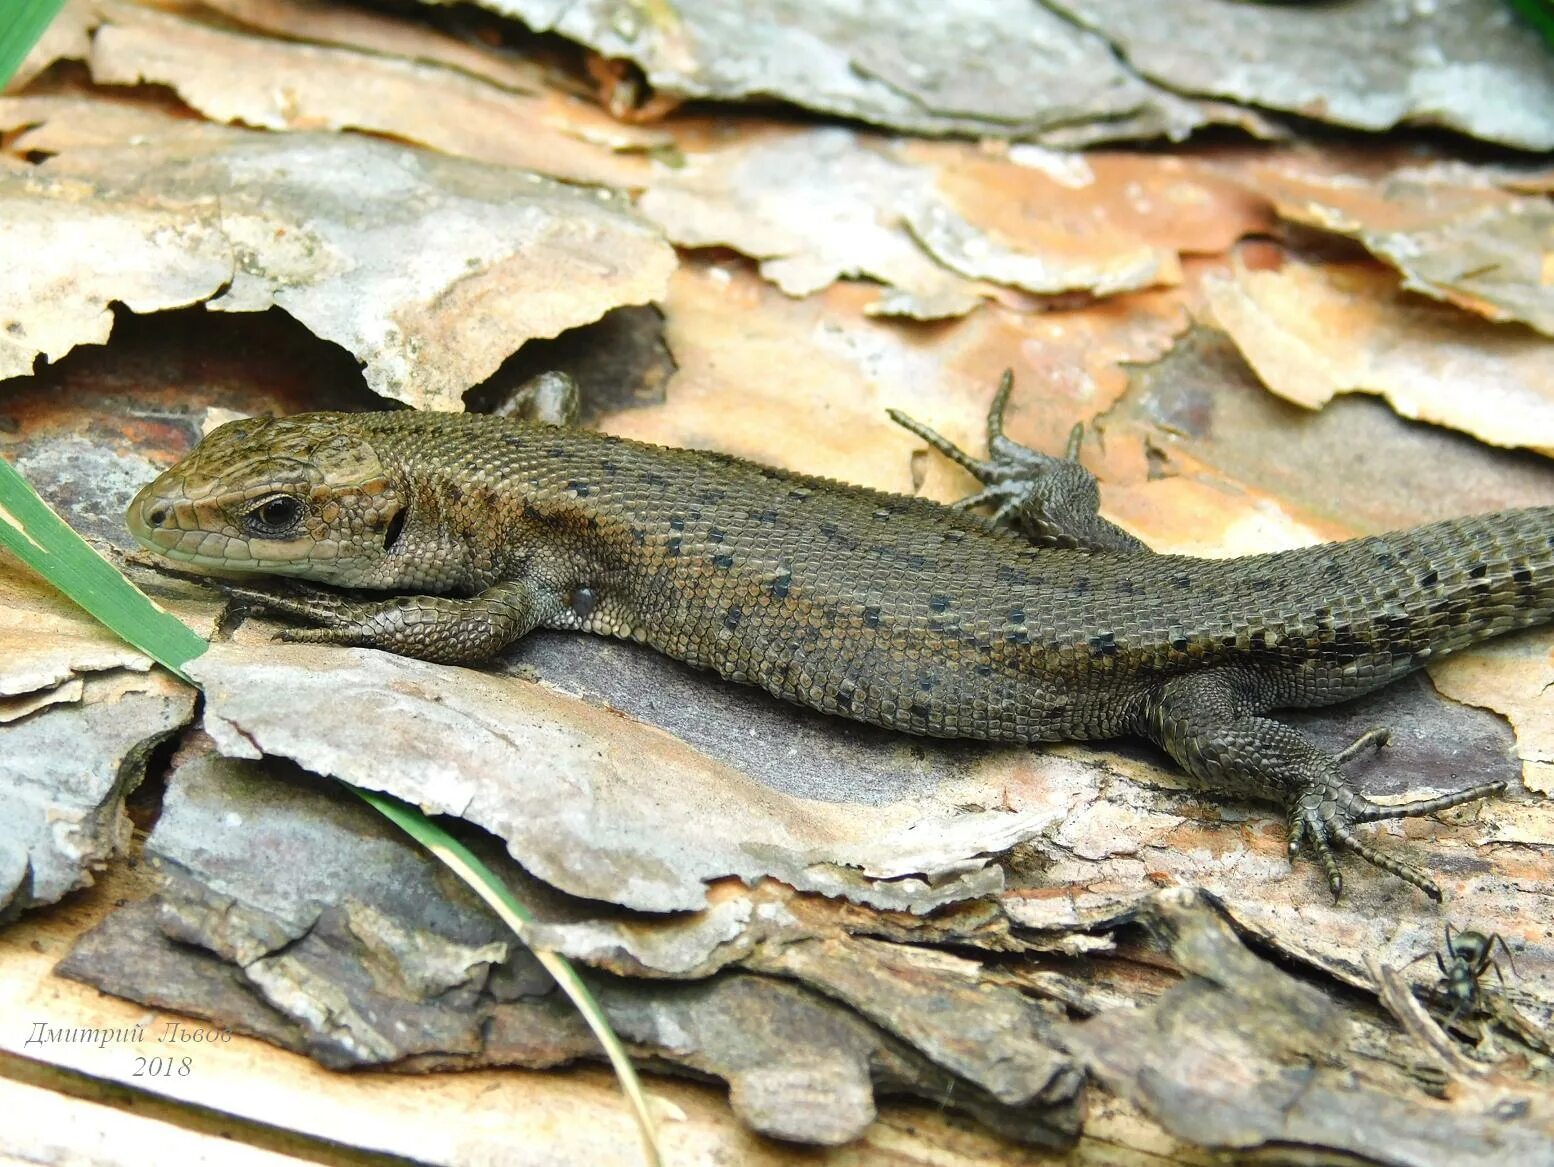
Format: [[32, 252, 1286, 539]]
[[929, 595, 951, 613], [910, 699, 932, 721], [835, 679, 856, 710], [1173, 575, 1192, 589], [1006, 629, 1030, 645], [724, 606, 742, 631], [641, 471, 669, 487], [707, 528, 725, 543], [570, 587, 597, 619], [769, 570, 792, 600], [1250, 578, 1272, 592], [666, 536, 682, 557], [711, 553, 735, 569], [567, 481, 591, 498], [1008, 608, 1026, 624], [1071, 578, 1091, 596], [1419, 570, 1439, 587], [601, 460, 621, 475], [863, 607, 881, 629], [698, 489, 726, 504], [1513, 567, 1533, 586], [943, 529, 966, 543], [669, 515, 685, 531], [788, 488, 812, 501], [1468, 563, 1488, 580], [446, 485, 463, 503], [1089, 632, 1119, 657], [751, 509, 779, 524], [547, 444, 566, 458], [819, 522, 860, 551]]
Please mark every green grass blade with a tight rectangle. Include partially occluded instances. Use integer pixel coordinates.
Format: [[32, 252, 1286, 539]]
[[0, 0, 67, 89], [1508, 0, 1554, 46], [0, 457, 206, 679], [356, 788, 665, 1167]]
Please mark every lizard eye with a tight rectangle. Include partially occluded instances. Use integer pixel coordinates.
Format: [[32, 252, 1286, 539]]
[[244, 495, 303, 537]]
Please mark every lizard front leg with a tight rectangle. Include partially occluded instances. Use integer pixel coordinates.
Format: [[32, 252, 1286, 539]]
[[221, 578, 562, 665], [888, 370, 1149, 553], [1142, 668, 1505, 900]]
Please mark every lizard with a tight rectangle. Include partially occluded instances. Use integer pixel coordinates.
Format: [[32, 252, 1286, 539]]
[[125, 373, 1554, 902]]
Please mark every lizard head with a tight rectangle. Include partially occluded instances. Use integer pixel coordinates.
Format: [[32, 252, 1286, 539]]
[[127, 413, 404, 585]]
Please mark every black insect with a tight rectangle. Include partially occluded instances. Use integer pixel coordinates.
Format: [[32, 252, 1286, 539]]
[[1424, 923, 1518, 1030]]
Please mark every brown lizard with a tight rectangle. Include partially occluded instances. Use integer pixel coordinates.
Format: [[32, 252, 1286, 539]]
[[126, 374, 1554, 901]]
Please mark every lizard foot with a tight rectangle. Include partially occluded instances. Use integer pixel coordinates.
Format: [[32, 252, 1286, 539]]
[[214, 580, 357, 625], [1286, 772, 1506, 902], [887, 370, 1147, 552]]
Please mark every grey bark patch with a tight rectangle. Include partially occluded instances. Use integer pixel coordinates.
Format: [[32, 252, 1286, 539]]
[[58, 751, 1083, 1148], [0, 675, 192, 917]]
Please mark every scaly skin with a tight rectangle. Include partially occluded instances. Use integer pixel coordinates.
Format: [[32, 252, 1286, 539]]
[[126, 378, 1554, 901]]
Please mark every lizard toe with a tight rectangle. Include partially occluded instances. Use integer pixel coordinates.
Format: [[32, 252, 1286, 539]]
[[1333, 726, 1391, 767]]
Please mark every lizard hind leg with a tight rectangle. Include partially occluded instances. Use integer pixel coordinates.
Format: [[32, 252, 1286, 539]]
[[1146, 669, 1505, 902], [886, 369, 1148, 553]]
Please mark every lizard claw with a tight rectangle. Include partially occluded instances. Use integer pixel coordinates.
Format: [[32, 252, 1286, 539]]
[[1333, 726, 1391, 767], [1284, 769, 1504, 901]]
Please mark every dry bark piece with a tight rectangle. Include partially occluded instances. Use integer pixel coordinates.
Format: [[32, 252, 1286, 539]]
[[905, 142, 1276, 286], [638, 127, 987, 319], [1203, 257, 1554, 456], [0, 668, 192, 918], [85, 1, 656, 189], [0, 158, 234, 383], [641, 130, 1263, 317], [188, 640, 1062, 913], [1048, 0, 1554, 150], [1431, 632, 1554, 797], [4, 128, 673, 409], [0, 92, 209, 157], [0, 563, 153, 698], [1239, 160, 1554, 338], [453, 0, 1230, 146], [1095, 321, 1554, 541]]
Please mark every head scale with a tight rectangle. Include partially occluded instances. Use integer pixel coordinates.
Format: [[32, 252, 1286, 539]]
[[126, 414, 403, 585]]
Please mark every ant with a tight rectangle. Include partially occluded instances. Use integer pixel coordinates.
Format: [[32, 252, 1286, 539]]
[[1416, 923, 1519, 1032]]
